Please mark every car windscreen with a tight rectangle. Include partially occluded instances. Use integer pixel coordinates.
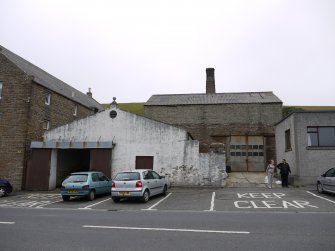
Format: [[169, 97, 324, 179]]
[[63, 174, 88, 183], [114, 172, 140, 181]]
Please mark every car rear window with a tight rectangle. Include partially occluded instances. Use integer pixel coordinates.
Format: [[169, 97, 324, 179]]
[[114, 172, 141, 181], [64, 174, 88, 183]]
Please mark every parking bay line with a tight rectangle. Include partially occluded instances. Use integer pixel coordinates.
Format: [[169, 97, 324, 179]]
[[306, 191, 335, 204], [204, 192, 216, 212], [78, 198, 112, 210], [82, 225, 250, 235], [0, 222, 15, 224], [142, 192, 172, 211]]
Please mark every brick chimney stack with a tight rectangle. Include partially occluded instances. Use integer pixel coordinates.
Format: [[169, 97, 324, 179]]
[[206, 68, 215, 94], [86, 87, 92, 98]]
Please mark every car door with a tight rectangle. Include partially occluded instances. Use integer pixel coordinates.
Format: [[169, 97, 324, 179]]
[[143, 171, 155, 194], [324, 168, 335, 192], [91, 173, 102, 194], [98, 173, 111, 194], [151, 171, 164, 195]]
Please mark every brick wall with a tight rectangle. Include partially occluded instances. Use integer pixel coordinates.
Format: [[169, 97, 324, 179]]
[[0, 53, 31, 188], [0, 53, 97, 190]]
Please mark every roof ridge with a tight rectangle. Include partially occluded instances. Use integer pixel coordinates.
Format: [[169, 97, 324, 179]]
[[0, 45, 103, 111]]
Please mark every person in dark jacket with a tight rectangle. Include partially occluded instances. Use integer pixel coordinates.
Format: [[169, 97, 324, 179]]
[[277, 159, 291, 187]]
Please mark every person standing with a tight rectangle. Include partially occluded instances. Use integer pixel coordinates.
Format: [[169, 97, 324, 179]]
[[277, 159, 291, 187], [266, 160, 275, 188]]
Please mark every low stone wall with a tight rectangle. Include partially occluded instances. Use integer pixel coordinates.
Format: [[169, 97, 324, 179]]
[[168, 143, 227, 187]]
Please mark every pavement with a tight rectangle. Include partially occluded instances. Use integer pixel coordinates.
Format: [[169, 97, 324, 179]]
[[225, 172, 282, 188]]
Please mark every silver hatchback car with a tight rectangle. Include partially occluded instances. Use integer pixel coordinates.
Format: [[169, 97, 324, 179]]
[[317, 167, 335, 194], [111, 169, 167, 203]]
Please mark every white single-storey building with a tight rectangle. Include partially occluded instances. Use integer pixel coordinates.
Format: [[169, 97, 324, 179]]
[[28, 103, 227, 190], [275, 111, 335, 185]]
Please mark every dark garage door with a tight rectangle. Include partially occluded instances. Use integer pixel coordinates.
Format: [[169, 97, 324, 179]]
[[90, 149, 112, 178], [26, 149, 51, 190]]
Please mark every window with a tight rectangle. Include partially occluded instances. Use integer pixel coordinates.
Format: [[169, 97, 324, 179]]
[[73, 105, 78, 116], [45, 93, 51, 105], [0, 82, 3, 99], [285, 129, 292, 151], [151, 171, 160, 179], [91, 173, 99, 182], [42, 120, 50, 130], [135, 156, 154, 170], [308, 126, 335, 147]]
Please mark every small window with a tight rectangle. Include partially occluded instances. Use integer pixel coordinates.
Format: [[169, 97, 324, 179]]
[[45, 93, 51, 105], [241, 152, 247, 156], [285, 129, 292, 151], [253, 152, 259, 156], [252, 145, 258, 149], [259, 152, 264, 156], [248, 152, 253, 156], [236, 152, 242, 156], [231, 152, 236, 156], [230, 145, 236, 149], [259, 145, 263, 149], [42, 120, 50, 130], [73, 105, 78, 116], [0, 82, 3, 99]]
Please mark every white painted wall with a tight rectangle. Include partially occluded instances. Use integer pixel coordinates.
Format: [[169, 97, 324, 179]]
[[44, 108, 214, 186], [49, 149, 57, 190]]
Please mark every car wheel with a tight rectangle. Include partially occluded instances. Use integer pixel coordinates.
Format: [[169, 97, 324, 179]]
[[142, 190, 149, 203], [317, 182, 324, 194], [88, 190, 95, 201], [0, 187, 7, 197], [162, 185, 167, 196], [112, 197, 120, 203], [62, 195, 70, 201]]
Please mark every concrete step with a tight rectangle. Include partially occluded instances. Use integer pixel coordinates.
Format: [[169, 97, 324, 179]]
[[225, 172, 281, 188]]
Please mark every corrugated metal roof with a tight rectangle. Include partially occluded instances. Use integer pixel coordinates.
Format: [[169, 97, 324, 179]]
[[145, 92, 282, 106], [0, 45, 103, 111]]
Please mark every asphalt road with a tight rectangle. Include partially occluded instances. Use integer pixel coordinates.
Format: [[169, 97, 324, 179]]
[[1, 187, 335, 250]]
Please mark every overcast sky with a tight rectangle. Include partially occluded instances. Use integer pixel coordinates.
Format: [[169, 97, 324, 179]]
[[1, 0, 335, 105]]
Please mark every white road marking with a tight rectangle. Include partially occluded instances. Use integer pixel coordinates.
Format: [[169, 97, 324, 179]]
[[205, 192, 216, 211], [143, 193, 172, 210], [36, 199, 64, 208], [0, 222, 15, 224], [78, 198, 111, 210], [82, 225, 250, 234], [306, 191, 335, 204]]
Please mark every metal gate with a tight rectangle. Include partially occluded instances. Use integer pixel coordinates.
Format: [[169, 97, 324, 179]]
[[26, 149, 51, 190], [229, 136, 265, 172]]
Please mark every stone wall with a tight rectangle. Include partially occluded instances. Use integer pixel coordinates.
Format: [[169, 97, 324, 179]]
[[0, 53, 31, 187], [144, 103, 282, 153], [0, 53, 97, 189]]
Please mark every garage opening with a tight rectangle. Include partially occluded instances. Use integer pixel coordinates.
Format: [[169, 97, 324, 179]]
[[29, 141, 113, 190], [56, 149, 90, 187]]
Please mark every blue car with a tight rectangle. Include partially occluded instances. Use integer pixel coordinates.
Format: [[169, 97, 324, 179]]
[[0, 179, 13, 197], [61, 171, 112, 201]]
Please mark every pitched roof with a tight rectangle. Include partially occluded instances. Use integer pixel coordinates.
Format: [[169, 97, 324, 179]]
[[0, 45, 103, 111], [145, 92, 282, 106]]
